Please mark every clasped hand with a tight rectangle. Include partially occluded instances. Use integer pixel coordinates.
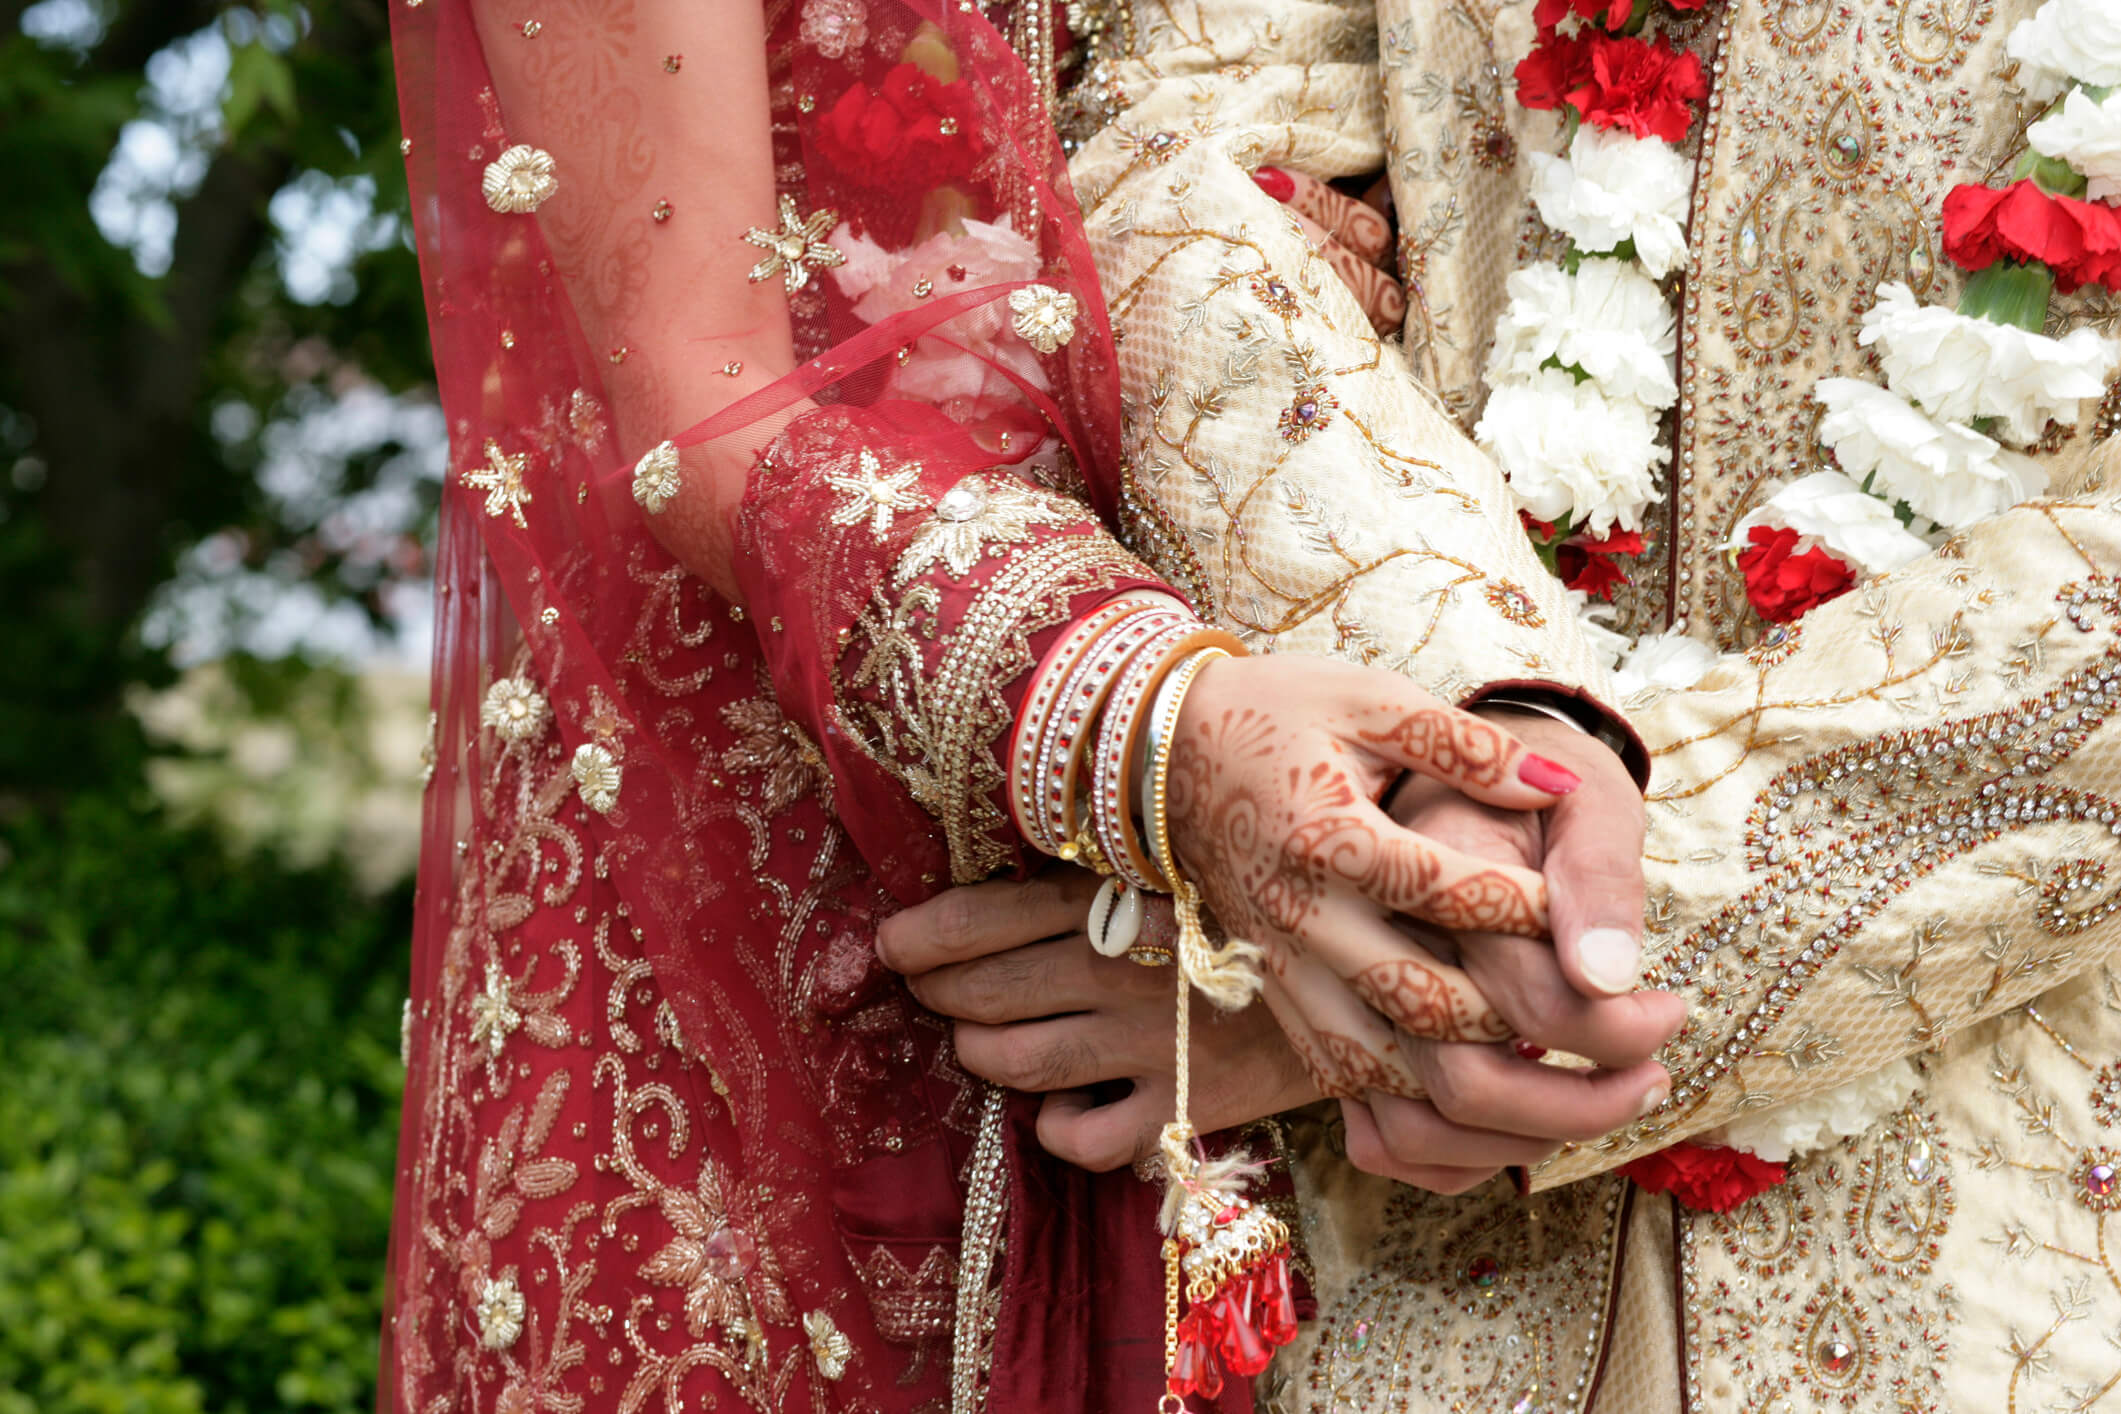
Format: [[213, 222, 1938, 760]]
[[875, 658, 1682, 1191]]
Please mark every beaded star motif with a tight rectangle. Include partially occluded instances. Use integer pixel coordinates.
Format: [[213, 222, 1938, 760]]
[[744, 195, 846, 294]]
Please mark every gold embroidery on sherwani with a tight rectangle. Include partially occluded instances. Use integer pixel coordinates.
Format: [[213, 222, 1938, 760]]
[[1057, 0, 2121, 1406]]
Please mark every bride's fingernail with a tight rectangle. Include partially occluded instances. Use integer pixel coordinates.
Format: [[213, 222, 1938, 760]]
[[1577, 927, 1642, 995], [1252, 166, 1296, 201], [1638, 1078, 1671, 1118], [1516, 753, 1582, 795], [1513, 1041, 1548, 1061]]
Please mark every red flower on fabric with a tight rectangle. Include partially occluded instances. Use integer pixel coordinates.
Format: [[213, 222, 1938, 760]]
[[1533, 0, 1635, 32], [1578, 35, 1708, 143], [1515, 31, 1598, 115], [1942, 180, 2121, 295], [1559, 527, 1644, 601], [814, 63, 979, 191], [1514, 33, 1705, 143], [1736, 524, 1854, 623], [1621, 1142, 1788, 1212]]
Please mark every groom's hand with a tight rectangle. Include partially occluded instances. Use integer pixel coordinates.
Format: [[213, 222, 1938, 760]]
[[876, 870, 1319, 1172], [876, 860, 1679, 1181]]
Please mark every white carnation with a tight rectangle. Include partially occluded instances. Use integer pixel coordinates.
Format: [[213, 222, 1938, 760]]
[[1816, 379, 2049, 529], [1612, 629, 1722, 699], [1475, 368, 1664, 535], [2028, 84, 2121, 202], [1709, 1059, 1923, 1163], [1487, 261, 1679, 411], [1528, 128, 1693, 279], [2006, 0, 2121, 101], [1728, 470, 1932, 575], [1861, 282, 2121, 445]]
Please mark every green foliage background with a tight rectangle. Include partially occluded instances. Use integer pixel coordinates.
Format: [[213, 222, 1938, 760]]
[[1, 2, 425, 1408]]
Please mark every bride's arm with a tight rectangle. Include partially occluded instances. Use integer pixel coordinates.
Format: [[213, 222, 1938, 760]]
[[464, 0, 1590, 1100]]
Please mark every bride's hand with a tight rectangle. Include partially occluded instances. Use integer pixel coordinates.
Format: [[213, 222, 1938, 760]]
[[1164, 656, 1569, 1098]]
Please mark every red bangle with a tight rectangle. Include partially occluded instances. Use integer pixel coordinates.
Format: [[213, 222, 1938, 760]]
[[1010, 595, 1168, 854]]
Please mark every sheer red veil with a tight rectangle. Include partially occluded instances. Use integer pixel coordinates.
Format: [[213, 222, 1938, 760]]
[[384, 0, 1234, 1409]]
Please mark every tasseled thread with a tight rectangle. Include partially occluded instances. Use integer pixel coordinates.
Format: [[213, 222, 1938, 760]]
[[1171, 880, 1261, 1012], [1155, 892, 1291, 1409]]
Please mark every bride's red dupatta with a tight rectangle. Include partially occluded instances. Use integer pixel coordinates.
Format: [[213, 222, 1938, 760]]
[[383, 0, 1256, 1409]]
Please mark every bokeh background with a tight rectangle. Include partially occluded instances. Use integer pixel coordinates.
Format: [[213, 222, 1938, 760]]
[[3, 2, 430, 1408]]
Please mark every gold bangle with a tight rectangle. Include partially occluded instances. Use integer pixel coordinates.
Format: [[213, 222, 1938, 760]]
[[1143, 645, 1237, 892], [1095, 626, 1244, 892]]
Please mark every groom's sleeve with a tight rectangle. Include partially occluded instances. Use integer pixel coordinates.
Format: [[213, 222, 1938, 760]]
[[1069, 90, 1647, 784]]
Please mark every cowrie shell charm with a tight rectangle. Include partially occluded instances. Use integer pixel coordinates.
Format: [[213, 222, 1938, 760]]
[[1087, 877, 1144, 957]]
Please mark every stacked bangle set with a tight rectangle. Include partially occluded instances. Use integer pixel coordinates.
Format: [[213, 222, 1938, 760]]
[[1007, 595, 1245, 956], [1006, 595, 1301, 1404]]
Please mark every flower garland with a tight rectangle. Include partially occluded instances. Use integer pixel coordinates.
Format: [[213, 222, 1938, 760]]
[[1731, 11, 2121, 630], [1476, 0, 1709, 609], [1487, 0, 2121, 1206], [1484, 0, 2121, 655]]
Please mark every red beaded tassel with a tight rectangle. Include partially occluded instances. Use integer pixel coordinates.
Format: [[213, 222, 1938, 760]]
[[1159, 1177, 1297, 1406]]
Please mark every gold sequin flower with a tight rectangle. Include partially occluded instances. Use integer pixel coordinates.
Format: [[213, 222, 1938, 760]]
[[744, 195, 846, 294], [632, 440, 681, 514], [481, 144, 558, 214], [469, 961, 522, 1059], [1276, 386, 1338, 442], [2073, 1148, 2118, 1213], [804, 1309, 853, 1380], [1483, 579, 1547, 628], [570, 742, 621, 813], [825, 448, 927, 539], [895, 474, 1078, 582], [481, 675, 550, 743], [464, 440, 532, 528], [477, 1273, 527, 1350], [1251, 274, 1303, 318], [1008, 283, 1081, 354]]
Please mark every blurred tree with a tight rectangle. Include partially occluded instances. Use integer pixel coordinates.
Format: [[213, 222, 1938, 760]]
[[0, 5, 427, 1409], [0, 0, 432, 801]]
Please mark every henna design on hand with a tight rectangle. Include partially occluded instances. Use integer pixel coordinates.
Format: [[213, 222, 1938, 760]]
[[1351, 958, 1513, 1044], [1357, 704, 1514, 788], [1159, 659, 1548, 1097]]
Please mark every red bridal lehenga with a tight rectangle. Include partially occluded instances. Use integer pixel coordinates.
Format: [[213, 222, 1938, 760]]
[[384, 1, 1244, 1411]]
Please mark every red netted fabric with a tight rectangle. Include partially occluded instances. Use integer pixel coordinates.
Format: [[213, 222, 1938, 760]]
[[382, 1, 1232, 1411]]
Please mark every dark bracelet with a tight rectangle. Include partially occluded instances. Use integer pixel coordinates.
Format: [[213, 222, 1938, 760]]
[[1476, 692, 1633, 764]]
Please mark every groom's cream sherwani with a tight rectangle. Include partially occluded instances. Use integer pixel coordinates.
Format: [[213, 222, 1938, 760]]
[[1061, 0, 2121, 1407]]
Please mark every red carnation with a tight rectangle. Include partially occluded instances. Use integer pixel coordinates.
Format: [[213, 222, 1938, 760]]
[[1578, 34, 1708, 143], [1737, 524, 1854, 623], [1515, 31, 1598, 115], [1533, 0, 1635, 32], [1663, 0, 1710, 8], [1622, 1142, 1788, 1212], [814, 63, 979, 192], [1558, 527, 1643, 602], [1942, 180, 2121, 295]]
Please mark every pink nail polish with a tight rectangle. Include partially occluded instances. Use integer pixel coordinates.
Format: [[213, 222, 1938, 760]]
[[1252, 166, 1296, 202], [1517, 753, 1581, 795]]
